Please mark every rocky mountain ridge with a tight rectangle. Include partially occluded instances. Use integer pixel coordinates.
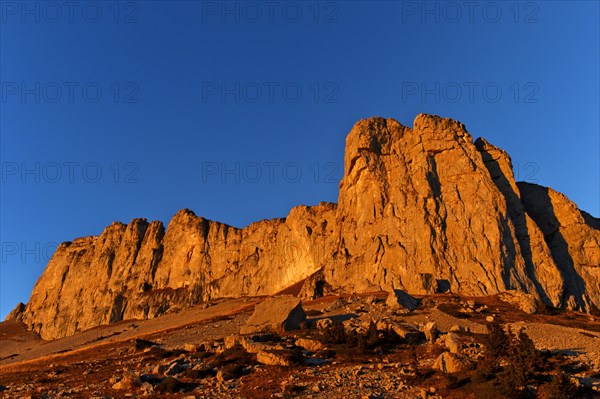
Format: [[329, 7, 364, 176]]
[[7, 114, 600, 340]]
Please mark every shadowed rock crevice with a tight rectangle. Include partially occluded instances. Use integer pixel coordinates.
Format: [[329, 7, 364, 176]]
[[475, 138, 555, 306], [518, 182, 599, 312]]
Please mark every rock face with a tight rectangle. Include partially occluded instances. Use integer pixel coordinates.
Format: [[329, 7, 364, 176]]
[[7, 114, 600, 340]]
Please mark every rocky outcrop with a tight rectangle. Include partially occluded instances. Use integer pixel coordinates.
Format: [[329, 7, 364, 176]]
[[329, 116, 535, 297], [8, 114, 600, 340]]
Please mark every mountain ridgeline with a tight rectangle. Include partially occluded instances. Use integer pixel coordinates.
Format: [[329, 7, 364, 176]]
[[7, 114, 600, 340]]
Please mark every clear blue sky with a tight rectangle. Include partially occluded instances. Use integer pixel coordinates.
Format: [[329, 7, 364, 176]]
[[1, 1, 598, 319]]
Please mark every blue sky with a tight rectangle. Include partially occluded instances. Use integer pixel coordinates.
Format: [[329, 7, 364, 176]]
[[1, 1, 598, 319]]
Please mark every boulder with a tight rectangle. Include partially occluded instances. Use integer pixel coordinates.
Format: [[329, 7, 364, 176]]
[[224, 335, 243, 349], [295, 338, 325, 352], [257, 350, 292, 366], [385, 290, 419, 312], [498, 291, 538, 314], [390, 323, 421, 343], [241, 339, 270, 354], [241, 295, 306, 335], [111, 373, 140, 390], [433, 352, 471, 373], [444, 332, 461, 354], [424, 322, 439, 343]]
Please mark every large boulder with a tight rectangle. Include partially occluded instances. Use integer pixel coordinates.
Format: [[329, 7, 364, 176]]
[[385, 290, 419, 312], [498, 291, 538, 314], [241, 295, 306, 334]]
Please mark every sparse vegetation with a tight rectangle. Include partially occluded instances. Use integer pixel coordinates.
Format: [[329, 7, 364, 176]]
[[543, 370, 579, 399], [318, 320, 401, 355]]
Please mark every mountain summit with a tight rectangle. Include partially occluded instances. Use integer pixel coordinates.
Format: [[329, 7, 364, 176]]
[[8, 114, 600, 340]]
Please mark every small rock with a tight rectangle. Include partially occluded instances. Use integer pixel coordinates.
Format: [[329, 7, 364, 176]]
[[316, 318, 333, 329], [224, 335, 242, 349], [111, 374, 140, 390], [257, 350, 292, 366], [183, 343, 198, 353], [445, 332, 461, 354], [152, 364, 167, 375], [164, 359, 189, 376], [295, 338, 325, 352], [139, 382, 153, 393], [424, 322, 438, 343], [450, 324, 462, 332]]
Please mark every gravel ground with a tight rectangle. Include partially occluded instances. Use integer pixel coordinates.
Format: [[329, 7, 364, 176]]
[[509, 321, 600, 371]]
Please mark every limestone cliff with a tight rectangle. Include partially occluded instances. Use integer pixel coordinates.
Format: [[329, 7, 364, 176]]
[[7, 114, 600, 339]]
